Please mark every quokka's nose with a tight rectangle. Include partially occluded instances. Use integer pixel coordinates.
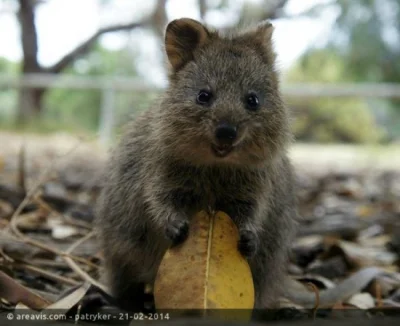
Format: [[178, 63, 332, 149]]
[[215, 123, 237, 144]]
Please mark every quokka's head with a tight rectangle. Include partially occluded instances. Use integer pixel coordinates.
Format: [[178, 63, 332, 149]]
[[158, 18, 292, 167]]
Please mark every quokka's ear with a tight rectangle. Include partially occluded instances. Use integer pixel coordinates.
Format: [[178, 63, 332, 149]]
[[237, 20, 276, 63], [244, 20, 274, 47], [165, 18, 210, 72]]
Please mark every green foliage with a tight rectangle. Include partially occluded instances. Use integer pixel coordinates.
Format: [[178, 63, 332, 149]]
[[329, 0, 400, 84], [331, 0, 400, 140], [0, 57, 18, 123], [0, 57, 18, 74], [284, 49, 348, 83], [290, 98, 385, 143], [43, 43, 143, 133], [0, 42, 157, 135], [0, 115, 93, 136], [286, 49, 386, 143], [44, 89, 101, 131], [286, 0, 400, 143]]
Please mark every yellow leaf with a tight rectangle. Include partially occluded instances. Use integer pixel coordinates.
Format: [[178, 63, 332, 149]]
[[357, 205, 376, 218], [154, 211, 254, 319]]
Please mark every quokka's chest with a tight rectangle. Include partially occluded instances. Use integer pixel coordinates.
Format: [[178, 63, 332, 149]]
[[164, 167, 263, 212]]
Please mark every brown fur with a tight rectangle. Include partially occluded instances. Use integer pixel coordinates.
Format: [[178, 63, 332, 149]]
[[95, 18, 299, 311]]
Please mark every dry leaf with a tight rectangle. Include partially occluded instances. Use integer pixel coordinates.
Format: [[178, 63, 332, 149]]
[[284, 267, 393, 309], [154, 211, 254, 313], [346, 293, 375, 309], [357, 235, 391, 248], [306, 256, 349, 279], [357, 205, 377, 218], [0, 270, 51, 310], [331, 301, 346, 309], [0, 155, 4, 171], [277, 297, 305, 310], [293, 235, 324, 248], [15, 302, 30, 309], [11, 283, 92, 321], [367, 278, 396, 298], [14, 211, 48, 232], [50, 221, 79, 239], [0, 199, 13, 220], [296, 274, 336, 290], [43, 282, 91, 311], [337, 240, 397, 267]]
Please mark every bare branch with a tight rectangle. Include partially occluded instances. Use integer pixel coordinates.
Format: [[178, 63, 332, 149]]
[[46, 20, 147, 74], [265, 0, 289, 19], [238, 0, 289, 26], [198, 0, 207, 20], [151, 0, 168, 38], [278, 1, 335, 19]]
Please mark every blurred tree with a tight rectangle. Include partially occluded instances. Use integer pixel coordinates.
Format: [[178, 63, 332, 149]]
[[327, 0, 400, 84], [238, 0, 288, 25], [0, 56, 18, 74], [13, 0, 167, 125], [296, 0, 400, 140], [43, 44, 152, 133], [197, 0, 289, 27], [11, 0, 292, 126], [0, 57, 18, 123], [286, 49, 385, 143], [290, 0, 400, 84]]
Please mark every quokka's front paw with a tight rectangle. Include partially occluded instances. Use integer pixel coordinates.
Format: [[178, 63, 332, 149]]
[[238, 230, 258, 259], [165, 218, 189, 246]]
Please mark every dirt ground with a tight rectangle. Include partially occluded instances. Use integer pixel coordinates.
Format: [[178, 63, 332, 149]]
[[1, 130, 400, 323], [1, 130, 399, 185]]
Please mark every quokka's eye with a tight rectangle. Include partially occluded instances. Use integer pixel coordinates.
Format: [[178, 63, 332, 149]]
[[196, 90, 212, 105], [245, 92, 260, 111]]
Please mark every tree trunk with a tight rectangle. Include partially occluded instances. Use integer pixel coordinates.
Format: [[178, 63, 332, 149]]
[[16, 87, 45, 125], [16, 0, 43, 125], [13, 0, 164, 125]]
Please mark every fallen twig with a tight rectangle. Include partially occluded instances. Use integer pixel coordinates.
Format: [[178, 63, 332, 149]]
[[1, 228, 98, 269], [375, 281, 383, 308], [7, 138, 82, 235], [306, 282, 320, 319], [62, 231, 109, 294], [30, 259, 71, 270], [0, 270, 51, 309], [12, 262, 80, 287], [17, 143, 26, 192], [34, 195, 92, 230], [1, 137, 100, 270]]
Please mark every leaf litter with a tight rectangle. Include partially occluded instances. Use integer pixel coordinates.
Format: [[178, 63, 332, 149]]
[[0, 134, 399, 324]]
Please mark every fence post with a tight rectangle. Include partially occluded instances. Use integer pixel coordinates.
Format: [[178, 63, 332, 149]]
[[98, 87, 115, 147]]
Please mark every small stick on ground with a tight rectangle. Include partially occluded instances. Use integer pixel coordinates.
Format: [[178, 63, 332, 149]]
[[1, 228, 98, 269], [63, 231, 110, 294], [375, 281, 383, 308], [13, 262, 80, 287], [6, 133, 98, 235], [3, 137, 99, 269], [7, 138, 82, 236], [17, 144, 26, 192], [306, 282, 320, 319], [30, 259, 71, 270], [34, 196, 92, 231]]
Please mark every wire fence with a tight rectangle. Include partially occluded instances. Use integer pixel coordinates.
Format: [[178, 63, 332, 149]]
[[1, 73, 400, 145]]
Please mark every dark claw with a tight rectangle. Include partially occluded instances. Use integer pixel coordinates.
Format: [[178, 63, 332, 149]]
[[238, 230, 258, 259], [165, 219, 189, 245]]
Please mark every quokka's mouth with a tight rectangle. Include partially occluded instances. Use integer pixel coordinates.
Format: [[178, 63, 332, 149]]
[[211, 144, 233, 157]]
